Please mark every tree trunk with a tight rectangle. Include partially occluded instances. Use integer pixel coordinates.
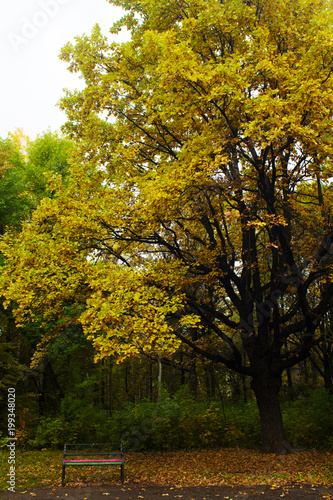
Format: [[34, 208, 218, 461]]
[[189, 360, 197, 398], [322, 338, 333, 392], [108, 358, 113, 415], [251, 368, 292, 454], [168, 358, 175, 395], [157, 353, 162, 401]]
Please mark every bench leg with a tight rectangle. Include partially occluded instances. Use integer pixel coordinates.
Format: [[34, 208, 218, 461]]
[[61, 464, 65, 486], [121, 462, 124, 485]]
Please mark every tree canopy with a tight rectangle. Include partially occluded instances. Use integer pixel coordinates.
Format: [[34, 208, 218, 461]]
[[0, 133, 29, 235], [1, 0, 333, 452], [0, 130, 75, 418]]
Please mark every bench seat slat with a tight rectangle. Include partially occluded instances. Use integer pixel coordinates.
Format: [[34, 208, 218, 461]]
[[65, 463, 123, 466], [65, 459, 122, 463]]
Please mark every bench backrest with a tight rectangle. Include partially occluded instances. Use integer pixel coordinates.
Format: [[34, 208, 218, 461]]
[[63, 443, 123, 458]]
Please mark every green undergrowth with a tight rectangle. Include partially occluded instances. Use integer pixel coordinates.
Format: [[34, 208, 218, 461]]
[[3, 387, 332, 452]]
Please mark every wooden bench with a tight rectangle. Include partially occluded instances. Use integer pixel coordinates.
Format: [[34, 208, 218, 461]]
[[61, 443, 124, 486]]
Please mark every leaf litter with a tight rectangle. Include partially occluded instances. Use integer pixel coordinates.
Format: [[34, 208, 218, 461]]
[[1, 448, 332, 490]]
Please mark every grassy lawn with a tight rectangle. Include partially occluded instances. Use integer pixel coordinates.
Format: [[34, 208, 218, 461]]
[[0, 448, 332, 490]]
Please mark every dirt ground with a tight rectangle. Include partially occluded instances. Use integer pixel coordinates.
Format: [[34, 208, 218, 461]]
[[1, 484, 333, 500]]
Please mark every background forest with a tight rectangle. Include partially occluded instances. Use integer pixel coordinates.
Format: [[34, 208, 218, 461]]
[[1, 0, 333, 457]]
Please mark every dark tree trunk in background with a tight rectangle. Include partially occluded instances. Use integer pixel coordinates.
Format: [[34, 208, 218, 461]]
[[108, 358, 113, 414], [322, 337, 333, 392], [189, 360, 197, 397]]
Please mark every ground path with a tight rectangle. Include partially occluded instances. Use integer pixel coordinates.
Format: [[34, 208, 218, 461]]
[[1, 484, 333, 499]]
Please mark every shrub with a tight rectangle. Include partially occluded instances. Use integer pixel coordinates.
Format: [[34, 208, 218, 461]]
[[282, 388, 333, 449], [25, 387, 333, 451], [107, 388, 261, 451], [28, 394, 110, 449]]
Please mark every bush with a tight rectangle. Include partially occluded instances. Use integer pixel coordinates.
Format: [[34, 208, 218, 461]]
[[224, 400, 261, 448], [25, 387, 333, 451], [282, 388, 333, 449], [107, 387, 261, 451], [28, 387, 111, 449]]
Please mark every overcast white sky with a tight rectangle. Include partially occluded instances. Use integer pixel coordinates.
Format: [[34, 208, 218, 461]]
[[1, 0, 129, 140]]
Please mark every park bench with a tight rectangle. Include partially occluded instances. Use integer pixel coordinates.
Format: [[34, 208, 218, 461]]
[[61, 443, 124, 486]]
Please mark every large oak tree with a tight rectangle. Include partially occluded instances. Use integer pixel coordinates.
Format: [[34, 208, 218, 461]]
[[1, 0, 333, 452]]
